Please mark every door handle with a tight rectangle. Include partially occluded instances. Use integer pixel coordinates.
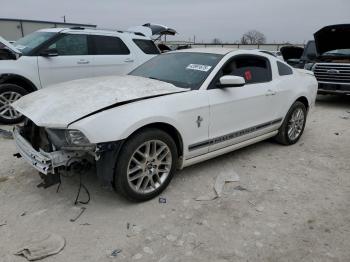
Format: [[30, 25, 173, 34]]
[[77, 60, 90, 64], [124, 58, 134, 63], [265, 89, 276, 96]]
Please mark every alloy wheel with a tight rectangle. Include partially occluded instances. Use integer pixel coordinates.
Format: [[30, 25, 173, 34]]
[[0, 91, 22, 120], [287, 108, 305, 141], [127, 140, 172, 194]]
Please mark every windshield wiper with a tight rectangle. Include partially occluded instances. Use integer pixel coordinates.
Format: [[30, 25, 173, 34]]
[[148, 76, 162, 81]]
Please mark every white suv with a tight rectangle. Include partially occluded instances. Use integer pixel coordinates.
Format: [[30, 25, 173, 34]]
[[0, 27, 160, 123]]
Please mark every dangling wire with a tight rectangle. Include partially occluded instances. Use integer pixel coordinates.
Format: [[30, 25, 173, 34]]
[[56, 178, 61, 193], [74, 167, 91, 205]]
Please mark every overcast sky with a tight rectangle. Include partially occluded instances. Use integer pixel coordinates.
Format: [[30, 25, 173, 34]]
[[0, 0, 349, 43]]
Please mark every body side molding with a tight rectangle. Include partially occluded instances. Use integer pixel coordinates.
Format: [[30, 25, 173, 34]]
[[188, 118, 283, 151]]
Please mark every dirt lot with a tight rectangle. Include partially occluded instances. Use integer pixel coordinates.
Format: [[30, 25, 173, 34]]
[[0, 95, 349, 262]]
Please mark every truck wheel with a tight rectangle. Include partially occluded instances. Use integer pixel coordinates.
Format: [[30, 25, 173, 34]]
[[275, 101, 307, 145], [0, 84, 28, 124], [114, 128, 178, 202]]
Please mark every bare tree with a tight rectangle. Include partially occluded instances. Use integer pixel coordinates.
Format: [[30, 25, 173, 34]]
[[241, 30, 266, 44], [212, 38, 222, 44]]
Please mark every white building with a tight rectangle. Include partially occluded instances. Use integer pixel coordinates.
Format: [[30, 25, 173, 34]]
[[0, 18, 96, 41]]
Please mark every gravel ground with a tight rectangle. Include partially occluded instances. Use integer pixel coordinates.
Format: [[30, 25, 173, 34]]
[[0, 95, 349, 262]]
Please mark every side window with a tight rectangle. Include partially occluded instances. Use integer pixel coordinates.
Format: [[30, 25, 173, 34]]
[[133, 39, 160, 55], [92, 35, 130, 55], [48, 34, 88, 56], [277, 61, 293, 76], [222, 55, 272, 84]]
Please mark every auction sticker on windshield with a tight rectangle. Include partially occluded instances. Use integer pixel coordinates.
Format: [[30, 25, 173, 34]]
[[186, 64, 212, 72]]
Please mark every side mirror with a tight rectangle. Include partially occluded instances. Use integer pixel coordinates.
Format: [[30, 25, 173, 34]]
[[217, 75, 245, 88], [40, 48, 58, 57]]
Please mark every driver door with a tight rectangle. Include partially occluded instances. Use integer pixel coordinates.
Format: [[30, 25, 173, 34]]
[[37, 33, 94, 88], [207, 55, 281, 152]]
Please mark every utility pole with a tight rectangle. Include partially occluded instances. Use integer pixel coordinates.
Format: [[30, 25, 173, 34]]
[[62, 15, 66, 23]]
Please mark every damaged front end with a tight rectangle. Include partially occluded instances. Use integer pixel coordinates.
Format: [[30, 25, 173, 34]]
[[13, 120, 122, 187]]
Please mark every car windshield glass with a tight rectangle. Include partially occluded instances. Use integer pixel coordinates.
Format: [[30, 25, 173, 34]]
[[129, 52, 223, 89], [14, 31, 56, 55], [323, 49, 350, 56]]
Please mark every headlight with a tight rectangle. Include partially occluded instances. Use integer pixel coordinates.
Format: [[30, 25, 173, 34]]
[[65, 130, 91, 145], [304, 63, 315, 71]]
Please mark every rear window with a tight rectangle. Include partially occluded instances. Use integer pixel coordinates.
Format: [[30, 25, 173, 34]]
[[92, 35, 130, 55], [133, 39, 160, 55], [277, 61, 293, 76]]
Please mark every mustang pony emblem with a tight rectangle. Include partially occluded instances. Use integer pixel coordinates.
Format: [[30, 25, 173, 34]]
[[196, 116, 203, 128]]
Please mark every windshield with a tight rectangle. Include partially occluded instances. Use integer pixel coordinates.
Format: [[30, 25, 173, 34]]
[[129, 52, 223, 89], [322, 49, 350, 56], [14, 31, 56, 55]]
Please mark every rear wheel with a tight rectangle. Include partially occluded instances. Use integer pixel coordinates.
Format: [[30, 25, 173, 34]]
[[0, 84, 28, 124], [275, 101, 307, 145], [114, 128, 178, 202]]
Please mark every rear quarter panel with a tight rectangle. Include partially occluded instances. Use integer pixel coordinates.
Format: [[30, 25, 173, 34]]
[[276, 69, 317, 120]]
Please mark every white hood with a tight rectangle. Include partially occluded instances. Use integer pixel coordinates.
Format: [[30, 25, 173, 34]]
[[12, 75, 187, 128]]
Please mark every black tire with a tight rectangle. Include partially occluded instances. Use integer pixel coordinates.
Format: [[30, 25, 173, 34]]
[[114, 128, 178, 202], [0, 84, 28, 124], [275, 101, 307, 145]]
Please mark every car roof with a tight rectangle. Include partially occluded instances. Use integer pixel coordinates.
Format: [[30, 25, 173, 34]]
[[36, 27, 150, 39], [173, 47, 236, 55], [172, 47, 274, 57]]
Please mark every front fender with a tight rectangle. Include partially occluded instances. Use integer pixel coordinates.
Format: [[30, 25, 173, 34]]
[[0, 56, 41, 89], [69, 90, 210, 161], [69, 101, 184, 144]]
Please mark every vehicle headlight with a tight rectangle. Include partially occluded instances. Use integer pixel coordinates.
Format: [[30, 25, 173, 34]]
[[65, 130, 91, 145], [304, 63, 315, 71]]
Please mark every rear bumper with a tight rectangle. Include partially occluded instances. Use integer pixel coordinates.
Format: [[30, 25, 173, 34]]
[[13, 126, 86, 174], [318, 83, 350, 95]]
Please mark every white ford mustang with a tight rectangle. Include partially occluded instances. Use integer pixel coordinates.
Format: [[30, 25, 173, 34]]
[[12, 48, 317, 201]]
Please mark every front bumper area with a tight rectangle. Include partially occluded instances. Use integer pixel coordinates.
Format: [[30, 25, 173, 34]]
[[318, 83, 350, 95], [13, 126, 86, 175]]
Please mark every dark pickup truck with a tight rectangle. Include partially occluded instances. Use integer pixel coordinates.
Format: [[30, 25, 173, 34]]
[[312, 24, 350, 95]]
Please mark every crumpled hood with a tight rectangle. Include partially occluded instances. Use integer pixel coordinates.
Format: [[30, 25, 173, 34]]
[[13, 75, 187, 128], [314, 24, 350, 54]]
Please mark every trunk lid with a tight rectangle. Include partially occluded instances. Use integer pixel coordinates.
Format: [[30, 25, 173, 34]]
[[280, 46, 304, 61], [127, 23, 177, 37]]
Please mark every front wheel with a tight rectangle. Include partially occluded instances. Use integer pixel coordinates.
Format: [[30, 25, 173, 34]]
[[0, 84, 28, 124], [114, 128, 178, 202], [275, 101, 307, 145]]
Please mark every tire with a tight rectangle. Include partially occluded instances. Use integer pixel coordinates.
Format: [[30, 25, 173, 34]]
[[114, 128, 178, 202], [275, 101, 307, 145], [0, 84, 28, 124]]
